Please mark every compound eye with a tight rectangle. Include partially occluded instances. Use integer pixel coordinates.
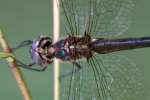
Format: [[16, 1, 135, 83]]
[[39, 36, 52, 49], [41, 41, 52, 49]]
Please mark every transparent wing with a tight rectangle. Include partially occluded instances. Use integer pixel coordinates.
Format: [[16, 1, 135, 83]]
[[59, 0, 134, 37], [94, 54, 146, 100], [60, 54, 146, 100], [60, 61, 110, 100]]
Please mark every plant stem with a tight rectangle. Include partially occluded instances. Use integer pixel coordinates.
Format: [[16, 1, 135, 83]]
[[53, 0, 60, 100], [0, 30, 32, 100]]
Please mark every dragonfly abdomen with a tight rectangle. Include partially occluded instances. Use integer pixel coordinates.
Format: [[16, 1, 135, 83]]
[[89, 37, 150, 54]]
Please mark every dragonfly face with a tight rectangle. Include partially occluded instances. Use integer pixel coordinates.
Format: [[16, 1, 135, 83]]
[[30, 35, 54, 66]]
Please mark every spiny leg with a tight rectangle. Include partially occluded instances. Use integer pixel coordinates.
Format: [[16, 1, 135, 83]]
[[14, 59, 47, 72], [10, 40, 48, 71], [12, 40, 33, 51]]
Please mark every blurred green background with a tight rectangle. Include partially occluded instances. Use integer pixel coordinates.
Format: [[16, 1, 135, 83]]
[[0, 0, 150, 100]]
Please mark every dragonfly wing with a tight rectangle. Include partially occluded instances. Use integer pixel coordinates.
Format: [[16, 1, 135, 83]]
[[91, 54, 146, 100], [60, 60, 116, 100], [90, 0, 134, 37], [60, 54, 146, 100], [59, 0, 134, 37]]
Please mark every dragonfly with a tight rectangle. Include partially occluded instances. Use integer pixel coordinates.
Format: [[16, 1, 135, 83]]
[[11, 0, 149, 100]]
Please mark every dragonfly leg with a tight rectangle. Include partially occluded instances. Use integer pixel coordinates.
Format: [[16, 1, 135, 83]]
[[14, 59, 47, 72], [12, 40, 33, 51], [59, 62, 82, 81]]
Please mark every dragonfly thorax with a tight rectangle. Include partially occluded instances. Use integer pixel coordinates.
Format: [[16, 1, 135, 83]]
[[60, 35, 93, 60]]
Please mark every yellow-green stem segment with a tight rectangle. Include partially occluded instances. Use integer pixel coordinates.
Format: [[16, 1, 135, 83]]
[[0, 30, 32, 100]]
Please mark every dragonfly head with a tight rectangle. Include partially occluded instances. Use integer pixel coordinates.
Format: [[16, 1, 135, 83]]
[[30, 35, 54, 66]]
